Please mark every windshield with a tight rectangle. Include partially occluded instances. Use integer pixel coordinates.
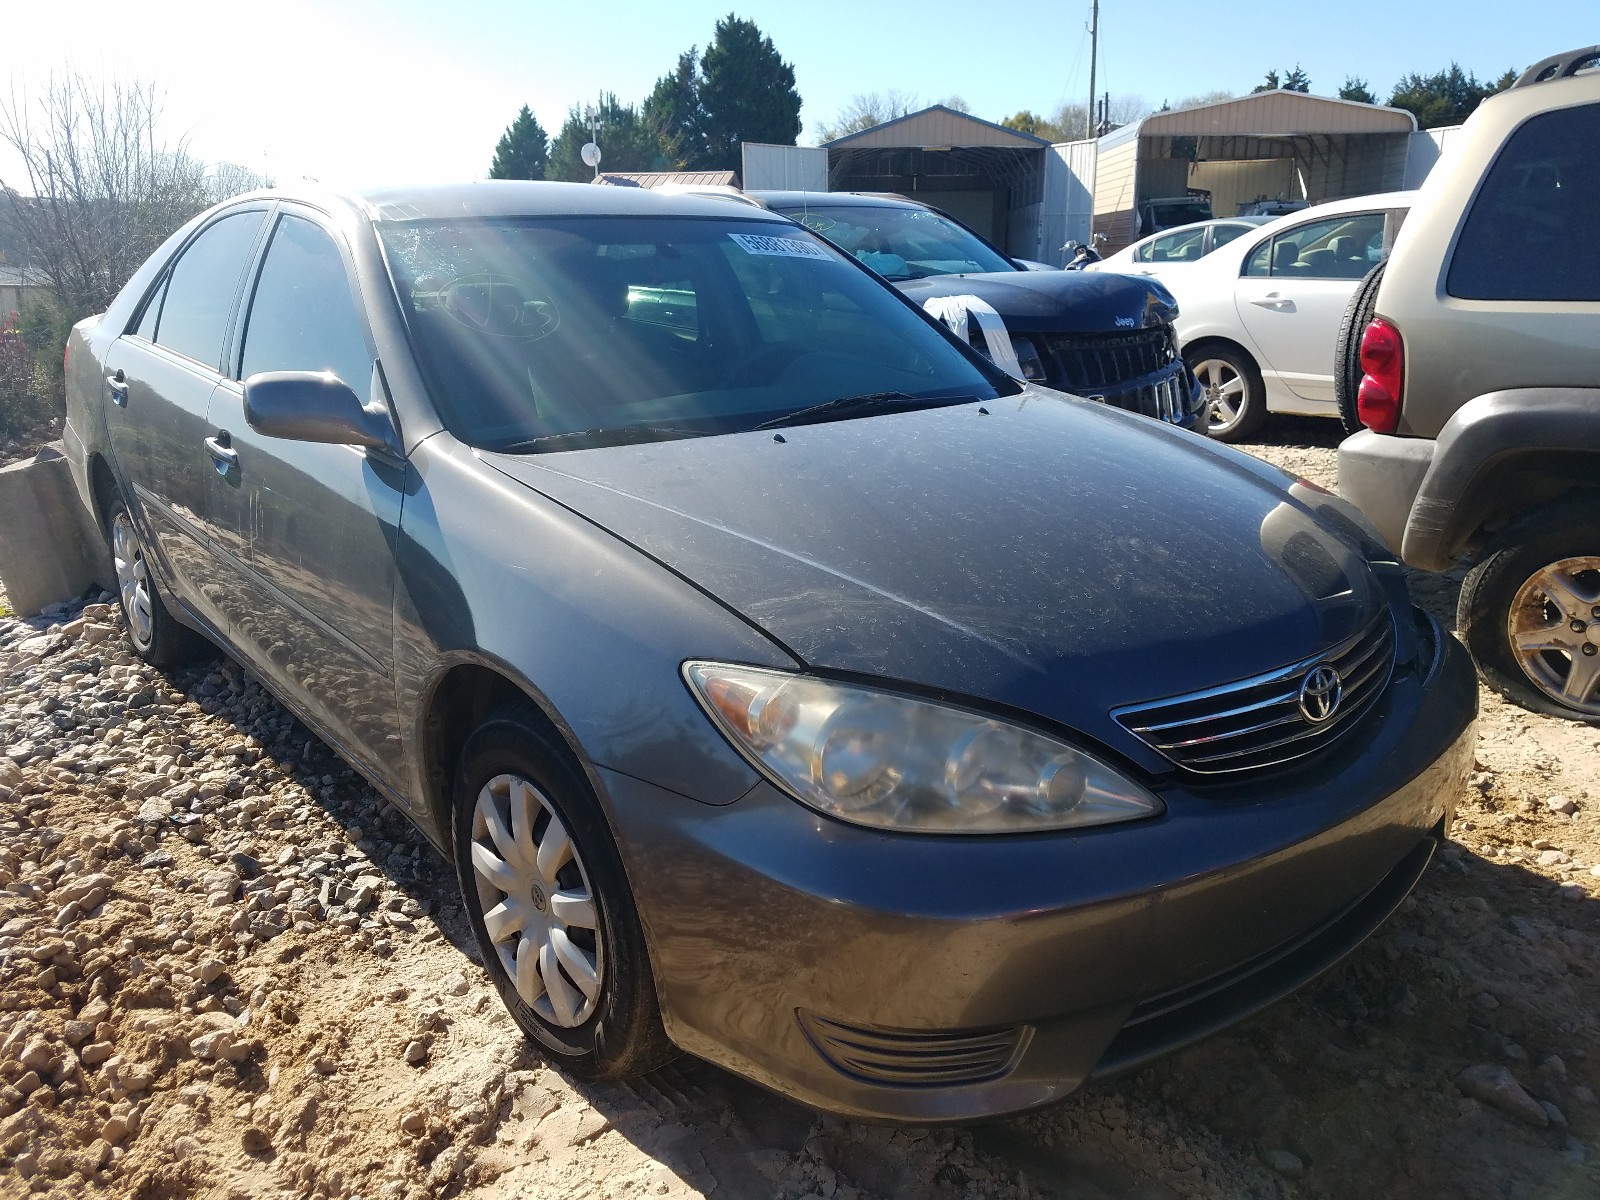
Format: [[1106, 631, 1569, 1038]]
[[378, 217, 1009, 450], [770, 205, 1016, 281]]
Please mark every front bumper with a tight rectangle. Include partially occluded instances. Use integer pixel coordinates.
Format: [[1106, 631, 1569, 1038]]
[[603, 623, 1476, 1122]]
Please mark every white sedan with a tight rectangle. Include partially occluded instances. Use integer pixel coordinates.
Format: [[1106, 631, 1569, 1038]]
[[1158, 192, 1416, 440], [1089, 217, 1271, 279]]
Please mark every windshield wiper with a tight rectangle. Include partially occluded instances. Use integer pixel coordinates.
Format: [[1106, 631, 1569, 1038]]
[[488, 425, 716, 454], [753, 391, 974, 431]]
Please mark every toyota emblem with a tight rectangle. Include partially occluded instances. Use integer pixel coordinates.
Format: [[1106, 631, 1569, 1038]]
[[1298, 664, 1343, 723]]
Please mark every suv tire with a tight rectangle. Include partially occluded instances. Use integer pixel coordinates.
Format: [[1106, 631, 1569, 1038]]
[[1335, 262, 1385, 435], [1187, 345, 1266, 442], [452, 701, 677, 1079], [1458, 502, 1600, 724]]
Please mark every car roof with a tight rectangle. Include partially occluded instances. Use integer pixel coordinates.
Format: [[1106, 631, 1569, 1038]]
[[238, 180, 795, 224], [747, 190, 928, 212], [1135, 216, 1270, 241], [1254, 190, 1419, 231]]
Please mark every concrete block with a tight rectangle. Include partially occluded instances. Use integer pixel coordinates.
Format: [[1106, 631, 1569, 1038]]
[[0, 445, 115, 616]]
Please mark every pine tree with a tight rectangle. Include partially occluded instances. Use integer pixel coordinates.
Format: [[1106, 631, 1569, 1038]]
[[1339, 76, 1378, 105], [697, 15, 802, 171], [546, 95, 667, 182], [644, 50, 707, 169], [1389, 64, 1505, 129], [488, 106, 549, 180]]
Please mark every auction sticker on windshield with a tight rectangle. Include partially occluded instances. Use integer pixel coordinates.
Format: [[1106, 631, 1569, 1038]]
[[729, 233, 832, 260]]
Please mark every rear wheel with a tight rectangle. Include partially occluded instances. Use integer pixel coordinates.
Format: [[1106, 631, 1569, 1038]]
[[1459, 504, 1600, 723], [452, 702, 675, 1079], [1186, 345, 1266, 442], [106, 497, 206, 668], [1335, 262, 1385, 434]]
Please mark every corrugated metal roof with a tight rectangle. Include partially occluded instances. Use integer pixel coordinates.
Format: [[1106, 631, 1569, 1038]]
[[594, 170, 739, 188], [1130, 91, 1417, 140], [825, 105, 1049, 149]]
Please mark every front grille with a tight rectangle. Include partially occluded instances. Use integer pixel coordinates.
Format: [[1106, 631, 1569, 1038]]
[[1041, 328, 1176, 394], [1100, 371, 1193, 422], [797, 1011, 1028, 1087], [1114, 611, 1396, 775]]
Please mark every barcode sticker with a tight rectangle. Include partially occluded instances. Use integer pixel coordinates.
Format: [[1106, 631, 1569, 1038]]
[[729, 233, 832, 260]]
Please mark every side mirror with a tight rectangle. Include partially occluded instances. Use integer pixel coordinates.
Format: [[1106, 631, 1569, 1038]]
[[242, 370, 396, 452]]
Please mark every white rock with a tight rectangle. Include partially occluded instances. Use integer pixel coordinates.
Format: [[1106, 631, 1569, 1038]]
[[190, 1030, 249, 1062]]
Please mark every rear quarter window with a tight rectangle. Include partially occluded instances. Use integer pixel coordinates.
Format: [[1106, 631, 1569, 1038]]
[[1447, 102, 1600, 301]]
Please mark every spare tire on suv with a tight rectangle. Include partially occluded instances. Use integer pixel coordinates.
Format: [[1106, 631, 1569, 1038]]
[[1336, 44, 1600, 724], [1333, 262, 1384, 435]]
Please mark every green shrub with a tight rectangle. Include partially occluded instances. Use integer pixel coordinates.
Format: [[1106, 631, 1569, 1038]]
[[0, 312, 59, 440]]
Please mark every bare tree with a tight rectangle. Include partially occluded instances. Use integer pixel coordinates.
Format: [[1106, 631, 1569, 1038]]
[[814, 90, 924, 142], [0, 75, 268, 323]]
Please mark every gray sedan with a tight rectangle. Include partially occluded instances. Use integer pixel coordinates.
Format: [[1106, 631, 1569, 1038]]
[[64, 182, 1476, 1121]]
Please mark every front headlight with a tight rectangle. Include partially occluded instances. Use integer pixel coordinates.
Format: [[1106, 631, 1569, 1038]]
[[684, 662, 1163, 834], [1009, 335, 1047, 382]]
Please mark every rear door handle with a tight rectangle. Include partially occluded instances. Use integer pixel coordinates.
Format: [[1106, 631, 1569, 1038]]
[[204, 432, 239, 471], [1250, 293, 1294, 310], [107, 370, 128, 406]]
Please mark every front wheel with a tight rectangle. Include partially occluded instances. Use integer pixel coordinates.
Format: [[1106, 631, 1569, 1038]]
[[1186, 346, 1266, 442], [452, 702, 676, 1079], [1458, 505, 1600, 723]]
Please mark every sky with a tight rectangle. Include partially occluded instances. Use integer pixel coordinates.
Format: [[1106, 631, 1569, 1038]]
[[0, 0, 1588, 192]]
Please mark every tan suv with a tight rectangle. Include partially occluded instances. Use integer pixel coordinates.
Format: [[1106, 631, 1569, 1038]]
[[1338, 46, 1600, 724]]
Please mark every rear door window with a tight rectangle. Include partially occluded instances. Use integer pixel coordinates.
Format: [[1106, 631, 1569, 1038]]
[[1447, 102, 1600, 301], [1148, 228, 1205, 263], [1211, 223, 1253, 251], [151, 210, 267, 370], [1242, 213, 1384, 279]]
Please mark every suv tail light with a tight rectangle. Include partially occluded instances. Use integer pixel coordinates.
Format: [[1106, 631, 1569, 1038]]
[[1356, 318, 1403, 433]]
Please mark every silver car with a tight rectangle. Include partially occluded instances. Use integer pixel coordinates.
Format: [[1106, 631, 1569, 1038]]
[[65, 182, 1475, 1121]]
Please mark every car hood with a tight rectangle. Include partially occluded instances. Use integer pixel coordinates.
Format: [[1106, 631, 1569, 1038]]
[[483, 392, 1387, 768], [893, 271, 1178, 334]]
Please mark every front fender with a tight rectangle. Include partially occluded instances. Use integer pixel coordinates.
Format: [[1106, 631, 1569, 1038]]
[[1401, 388, 1600, 570]]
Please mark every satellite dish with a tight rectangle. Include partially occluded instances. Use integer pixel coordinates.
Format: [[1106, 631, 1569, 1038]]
[[580, 142, 602, 168]]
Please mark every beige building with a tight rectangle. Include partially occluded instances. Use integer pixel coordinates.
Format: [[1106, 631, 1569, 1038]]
[[820, 106, 1052, 255], [0, 266, 45, 320], [1088, 91, 1419, 252], [744, 94, 1433, 265]]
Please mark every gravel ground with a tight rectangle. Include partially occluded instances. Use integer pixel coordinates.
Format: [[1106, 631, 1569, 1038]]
[[1, 430, 1598, 1200]]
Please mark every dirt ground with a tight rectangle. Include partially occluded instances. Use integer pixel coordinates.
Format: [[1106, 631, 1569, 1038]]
[[1, 425, 1597, 1200]]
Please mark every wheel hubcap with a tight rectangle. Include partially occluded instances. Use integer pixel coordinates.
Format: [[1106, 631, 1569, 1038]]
[[470, 773, 603, 1027], [111, 511, 155, 648], [1193, 359, 1245, 431], [1506, 556, 1600, 716]]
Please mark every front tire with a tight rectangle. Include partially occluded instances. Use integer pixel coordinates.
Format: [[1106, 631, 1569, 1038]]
[[452, 702, 675, 1079], [106, 497, 206, 668], [1186, 345, 1266, 442], [1458, 504, 1600, 723]]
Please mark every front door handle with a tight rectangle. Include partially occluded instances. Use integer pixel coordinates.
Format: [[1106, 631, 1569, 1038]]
[[204, 432, 239, 472], [107, 370, 129, 407]]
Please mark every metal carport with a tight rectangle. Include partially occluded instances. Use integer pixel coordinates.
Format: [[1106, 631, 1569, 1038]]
[[1086, 92, 1419, 252]]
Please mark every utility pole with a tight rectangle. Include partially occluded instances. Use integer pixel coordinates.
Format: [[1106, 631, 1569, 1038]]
[[581, 102, 603, 180], [1086, 0, 1099, 140]]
